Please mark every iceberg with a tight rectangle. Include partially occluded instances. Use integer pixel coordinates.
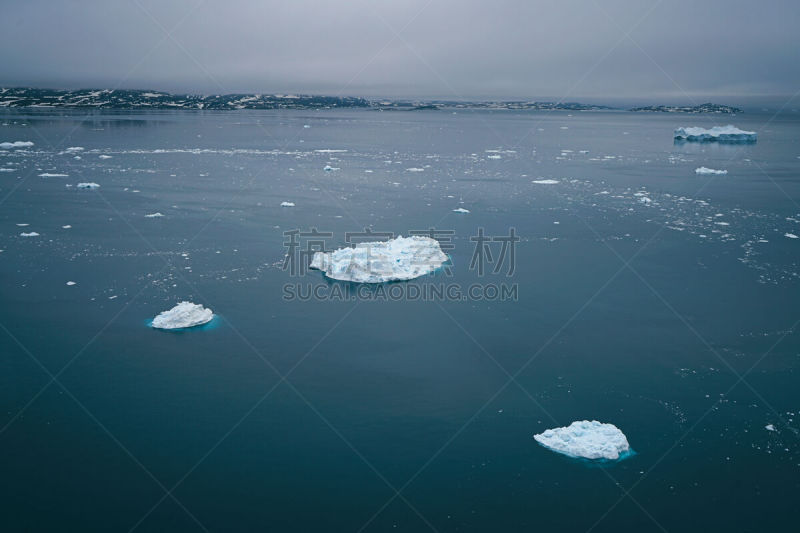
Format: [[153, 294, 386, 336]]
[[39, 173, 69, 177], [76, 182, 100, 189], [534, 420, 631, 461], [144, 212, 164, 218], [532, 179, 560, 185], [309, 235, 448, 283], [674, 125, 756, 142], [20, 232, 40, 237], [695, 167, 728, 175], [151, 301, 214, 330], [0, 141, 34, 149], [280, 201, 295, 207], [452, 207, 470, 213]]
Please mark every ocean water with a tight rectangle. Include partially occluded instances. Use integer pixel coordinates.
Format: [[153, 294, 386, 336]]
[[1, 107, 799, 532]]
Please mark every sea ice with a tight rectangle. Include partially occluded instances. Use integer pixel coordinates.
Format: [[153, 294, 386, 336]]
[[785, 233, 798, 239], [98, 155, 113, 159], [674, 125, 756, 142], [695, 167, 728, 175], [20, 232, 40, 237], [144, 212, 164, 217], [39, 173, 69, 177], [532, 179, 560, 185], [280, 201, 295, 207], [76, 182, 100, 189], [534, 420, 631, 460], [0, 141, 34, 149], [66, 281, 76, 286], [765, 424, 776, 431], [151, 301, 214, 330], [309, 235, 448, 283], [452, 207, 470, 213]]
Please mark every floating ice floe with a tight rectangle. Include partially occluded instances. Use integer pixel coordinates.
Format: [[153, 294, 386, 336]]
[[39, 173, 69, 177], [20, 232, 40, 237], [0, 141, 34, 149], [98, 155, 113, 159], [144, 212, 164, 218], [280, 201, 295, 207], [532, 179, 560, 185], [406, 167, 425, 172], [151, 301, 214, 330], [76, 182, 100, 189], [323, 165, 340, 172], [695, 167, 728, 175], [765, 424, 776, 431], [66, 281, 76, 286], [534, 420, 632, 461], [452, 207, 470, 214], [64, 147, 84, 153], [785, 233, 798, 239], [674, 125, 756, 142], [309, 235, 448, 283]]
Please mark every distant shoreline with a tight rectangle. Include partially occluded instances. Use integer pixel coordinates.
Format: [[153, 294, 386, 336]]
[[0, 88, 742, 114]]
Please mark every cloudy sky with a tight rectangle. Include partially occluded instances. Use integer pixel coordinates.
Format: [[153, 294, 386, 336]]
[[1, 0, 798, 99]]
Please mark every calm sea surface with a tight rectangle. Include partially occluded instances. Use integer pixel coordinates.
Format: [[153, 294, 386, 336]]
[[1, 107, 799, 532]]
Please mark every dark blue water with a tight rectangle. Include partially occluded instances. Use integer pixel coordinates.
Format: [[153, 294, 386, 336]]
[[1, 107, 799, 532]]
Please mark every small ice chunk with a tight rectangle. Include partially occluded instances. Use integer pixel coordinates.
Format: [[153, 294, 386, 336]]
[[151, 301, 214, 330], [695, 167, 728, 175], [785, 233, 798, 239], [62, 225, 72, 229], [98, 155, 113, 159], [534, 420, 631, 460], [323, 165, 340, 172], [532, 179, 560, 185], [66, 281, 76, 286], [406, 167, 425, 172], [76, 182, 100, 189], [765, 424, 775, 431], [487, 155, 502, 160], [64, 147, 84, 153], [39, 173, 69, 177], [20, 232, 40, 237], [144, 212, 164, 218], [309, 235, 448, 283], [674, 125, 756, 142], [452, 207, 470, 214], [280, 201, 295, 207], [0, 141, 34, 149]]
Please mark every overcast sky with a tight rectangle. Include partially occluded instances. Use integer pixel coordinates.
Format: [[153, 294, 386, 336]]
[[1, 0, 798, 100]]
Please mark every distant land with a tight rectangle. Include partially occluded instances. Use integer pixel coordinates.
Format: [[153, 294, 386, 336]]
[[0, 88, 740, 113], [629, 103, 741, 114]]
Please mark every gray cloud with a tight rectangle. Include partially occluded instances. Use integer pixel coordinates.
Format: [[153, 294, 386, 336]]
[[1, 0, 798, 99]]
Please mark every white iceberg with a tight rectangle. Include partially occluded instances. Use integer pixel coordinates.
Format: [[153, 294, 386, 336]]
[[695, 167, 728, 175], [785, 233, 798, 239], [309, 235, 448, 283], [151, 301, 214, 330], [0, 141, 34, 149], [674, 125, 756, 142], [765, 424, 776, 431], [323, 165, 340, 172], [76, 182, 100, 189], [280, 201, 295, 207], [20, 232, 40, 237], [534, 420, 631, 461], [532, 179, 560, 185], [39, 173, 69, 178], [144, 212, 164, 218], [98, 155, 113, 159], [452, 207, 470, 214]]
